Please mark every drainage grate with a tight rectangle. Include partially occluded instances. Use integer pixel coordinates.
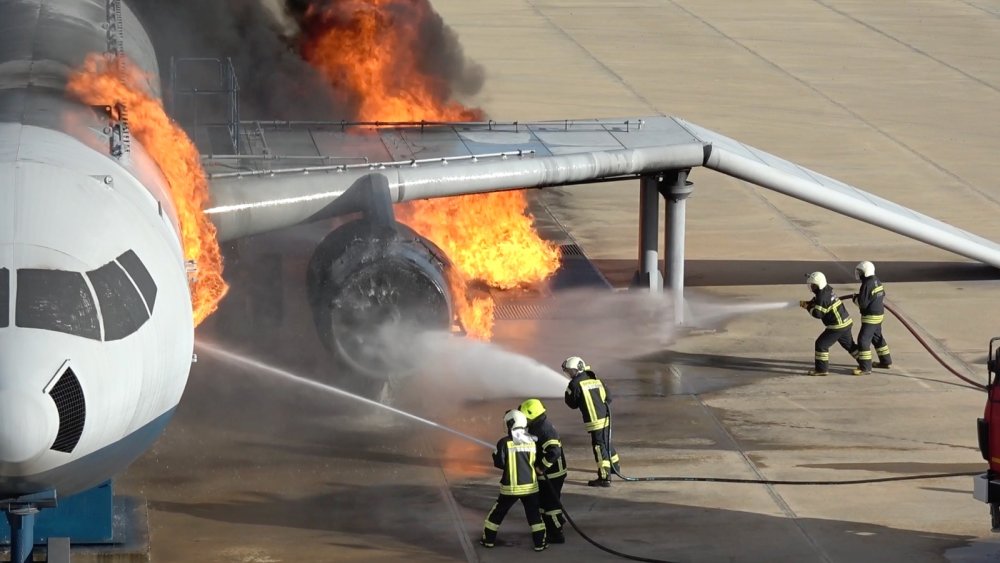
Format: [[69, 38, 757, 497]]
[[560, 244, 585, 257], [493, 301, 556, 321], [49, 368, 86, 453]]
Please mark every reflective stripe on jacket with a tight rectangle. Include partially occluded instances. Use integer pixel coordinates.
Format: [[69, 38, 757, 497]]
[[856, 275, 885, 324], [808, 285, 853, 330], [493, 438, 539, 495], [566, 371, 611, 432], [529, 415, 568, 479]]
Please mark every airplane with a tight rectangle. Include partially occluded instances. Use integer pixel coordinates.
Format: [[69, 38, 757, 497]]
[[4, 0, 1000, 560]]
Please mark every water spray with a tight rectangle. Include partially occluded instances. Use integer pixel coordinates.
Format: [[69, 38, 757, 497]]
[[194, 340, 494, 449], [683, 298, 797, 328]]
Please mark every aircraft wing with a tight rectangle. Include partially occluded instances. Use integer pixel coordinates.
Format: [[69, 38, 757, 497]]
[[203, 116, 1000, 268]]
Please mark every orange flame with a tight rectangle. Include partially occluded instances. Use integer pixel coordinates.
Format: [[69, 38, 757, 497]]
[[301, 0, 482, 123], [67, 54, 228, 326], [300, 1, 560, 339], [441, 437, 492, 479]]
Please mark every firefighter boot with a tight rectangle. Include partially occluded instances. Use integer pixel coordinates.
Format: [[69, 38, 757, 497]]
[[588, 478, 612, 487], [531, 523, 548, 552]]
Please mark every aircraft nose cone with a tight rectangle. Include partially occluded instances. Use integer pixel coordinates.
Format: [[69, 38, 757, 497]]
[[0, 390, 54, 464]]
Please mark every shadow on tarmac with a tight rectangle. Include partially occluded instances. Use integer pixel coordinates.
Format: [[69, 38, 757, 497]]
[[148, 479, 976, 562], [591, 259, 1000, 288], [638, 350, 810, 377], [448, 483, 976, 562]]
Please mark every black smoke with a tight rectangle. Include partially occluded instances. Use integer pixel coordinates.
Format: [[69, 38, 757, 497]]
[[129, 0, 485, 122], [128, 0, 355, 120]]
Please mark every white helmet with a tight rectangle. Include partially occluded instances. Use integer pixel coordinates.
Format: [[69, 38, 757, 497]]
[[561, 356, 589, 375], [504, 409, 527, 432], [855, 261, 875, 280], [805, 271, 827, 290]]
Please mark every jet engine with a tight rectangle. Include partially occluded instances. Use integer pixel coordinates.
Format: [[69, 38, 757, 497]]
[[307, 217, 455, 376]]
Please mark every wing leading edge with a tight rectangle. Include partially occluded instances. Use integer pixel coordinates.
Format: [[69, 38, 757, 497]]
[[204, 116, 1000, 269]]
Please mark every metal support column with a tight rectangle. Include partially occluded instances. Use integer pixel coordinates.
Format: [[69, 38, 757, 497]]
[[660, 169, 693, 324], [5, 507, 37, 563], [632, 174, 663, 291], [2, 490, 57, 563]]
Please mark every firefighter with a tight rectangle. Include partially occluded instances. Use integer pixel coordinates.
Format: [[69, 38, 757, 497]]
[[480, 409, 547, 551], [519, 398, 568, 544], [799, 271, 855, 376], [563, 356, 620, 487], [849, 261, 893, 375]]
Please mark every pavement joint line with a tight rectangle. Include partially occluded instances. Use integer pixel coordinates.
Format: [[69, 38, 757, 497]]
[[432, 447, 480, 563], [638, 2, 983, 394], [668, 0, 1000, 208], [694, 395, 835, 563], [522, 0, 660, 114], [812, 0, 1000, 95], [776, 422, 977, 452], [424, 432, 479, 563], [959, 0, 1000, 18]]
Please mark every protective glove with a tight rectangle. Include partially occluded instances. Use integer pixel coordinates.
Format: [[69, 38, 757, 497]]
[[850, 293, 859, 304], [798, 300, 809, 309]]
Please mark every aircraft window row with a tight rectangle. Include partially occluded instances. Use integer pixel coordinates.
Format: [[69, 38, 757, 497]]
[[1, 268, 8, 328], [14, 251, 157, 341]]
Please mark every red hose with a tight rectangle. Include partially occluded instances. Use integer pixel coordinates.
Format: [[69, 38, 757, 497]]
[[882, 302, 986, 391]]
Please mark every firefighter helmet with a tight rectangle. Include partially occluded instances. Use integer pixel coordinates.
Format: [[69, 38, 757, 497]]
[[561, 356, 589, 375], [805, 271, 827, 290], [519, 399, 546, 421], [504, 409, 528, 431], [855, 261, 875, 280]]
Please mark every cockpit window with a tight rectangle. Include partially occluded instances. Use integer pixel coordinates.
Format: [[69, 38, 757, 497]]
[[16, 270, 101, 340], [87, 260, 148, 341], [1, 268, 8, 328], [116, 250, 157, 312], [14, 250, 158, 341]]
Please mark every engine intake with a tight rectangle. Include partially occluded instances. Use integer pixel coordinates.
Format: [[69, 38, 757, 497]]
[[307, 218, 454, 376]]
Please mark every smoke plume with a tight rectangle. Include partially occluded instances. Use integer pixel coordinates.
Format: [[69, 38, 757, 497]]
[[129, 0, 484, 121]]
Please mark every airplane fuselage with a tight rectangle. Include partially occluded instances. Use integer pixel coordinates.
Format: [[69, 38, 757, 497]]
[[0, 0, 193, 498]]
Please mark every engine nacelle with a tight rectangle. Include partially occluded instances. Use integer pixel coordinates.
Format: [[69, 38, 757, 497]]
[[307, 218, 454, 375]]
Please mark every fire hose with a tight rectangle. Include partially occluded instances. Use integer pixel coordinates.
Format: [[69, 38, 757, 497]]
[[880, 300, 985, 391], [605, 405, 979, 484], [534, 412, 980, 560], [538, 411, 979, 563], [532, 296, 987, 560], [830, 294, 985, 390], [540, 406, 979, 562]]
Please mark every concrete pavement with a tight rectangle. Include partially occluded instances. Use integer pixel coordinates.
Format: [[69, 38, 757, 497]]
[[117, 1, 1000, 561]]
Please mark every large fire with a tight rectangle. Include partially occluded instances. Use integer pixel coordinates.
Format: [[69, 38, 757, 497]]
[[67, 54, 228, 326], [299, 0, 561, 339]]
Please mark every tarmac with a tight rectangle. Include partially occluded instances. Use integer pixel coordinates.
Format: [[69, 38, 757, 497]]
[[116, 1, 1000, 561]]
